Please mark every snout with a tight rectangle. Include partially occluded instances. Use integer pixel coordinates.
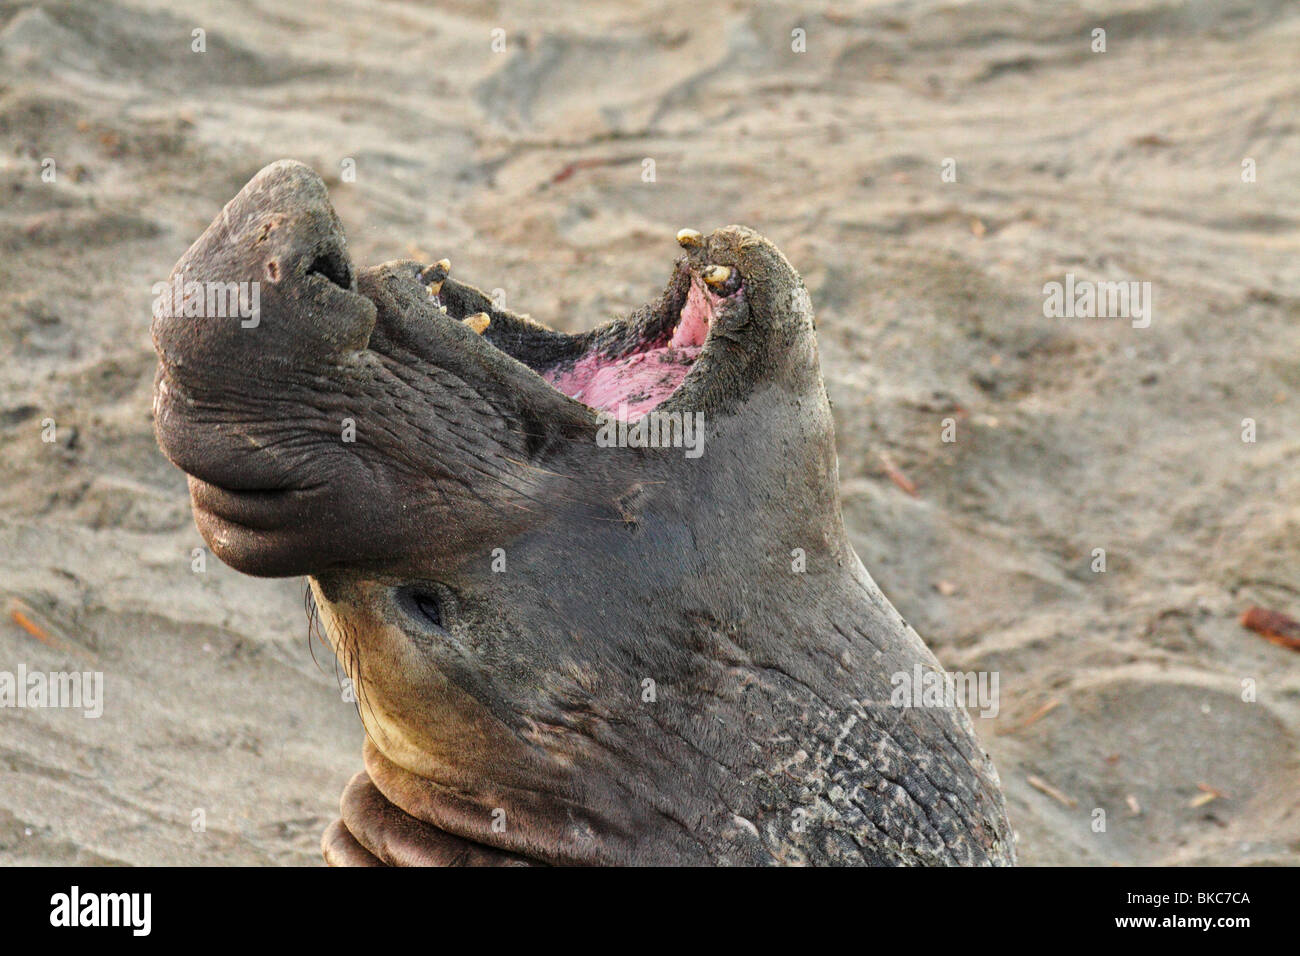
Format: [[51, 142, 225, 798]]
[[151, 159, 375, 385], [150, 161, 382, 541], [149, 160, 550, 579]]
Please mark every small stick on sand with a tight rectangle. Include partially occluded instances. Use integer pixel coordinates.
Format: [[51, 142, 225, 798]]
[[8, 598, 61, 649], [996, 698, 1059, 736], [5, 598, 90, 660], [549, 156, 642, 185], [1240, 606, 1300, 651], [1020, 698, 1060, 729], [1189, 783, 1229, 808], [878, 450, 919, 497], [1026, 774, 1077, 808]]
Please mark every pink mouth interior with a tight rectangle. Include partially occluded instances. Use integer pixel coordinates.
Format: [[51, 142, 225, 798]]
[[542, 280, 717, 420]]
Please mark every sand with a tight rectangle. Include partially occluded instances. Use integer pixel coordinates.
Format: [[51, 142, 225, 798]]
[[1, 0, 1297, 865]]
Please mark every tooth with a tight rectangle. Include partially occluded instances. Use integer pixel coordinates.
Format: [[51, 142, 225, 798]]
[[462, 312, 490, 334], [676, 228, 703, 248], [702, 265, 732, 287], [420, 258, 452, 293]]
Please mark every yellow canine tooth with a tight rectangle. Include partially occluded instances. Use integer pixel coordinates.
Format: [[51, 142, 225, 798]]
[[702, 264, 731, 287], [422, 258, 450, 291], [462, 312, 490, 334], [676, 228, 703, 248]]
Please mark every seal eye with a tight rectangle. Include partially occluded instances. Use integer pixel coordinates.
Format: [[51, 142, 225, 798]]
[[396, 586, 445, 630]]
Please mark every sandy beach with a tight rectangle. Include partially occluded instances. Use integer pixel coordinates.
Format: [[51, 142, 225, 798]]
[[1, 0, 1297, 865]]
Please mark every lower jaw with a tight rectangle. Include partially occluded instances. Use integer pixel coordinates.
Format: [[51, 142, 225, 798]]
[[323, 769, 540, 867]]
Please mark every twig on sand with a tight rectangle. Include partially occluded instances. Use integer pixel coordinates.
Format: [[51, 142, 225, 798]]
[[1240, 606, 1300, 651], [548, 155, 641, 185], [6, 598, 92, 661], [8, 598, 62, 649], [997, 698, 1059, 736], [1189, 783, 1229, 808], [878, 450, 919, 497], [1026, 774, 1077, 808], [6, 598, 94, 665]]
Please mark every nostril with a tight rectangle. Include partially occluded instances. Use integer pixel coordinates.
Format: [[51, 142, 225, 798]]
[[306, 246, 353, 290]]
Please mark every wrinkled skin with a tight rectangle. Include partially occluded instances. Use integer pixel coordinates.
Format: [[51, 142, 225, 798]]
[[151, 160, 1016, 866]]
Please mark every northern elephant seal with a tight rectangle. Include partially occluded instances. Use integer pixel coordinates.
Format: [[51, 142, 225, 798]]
[[151, 160, 1015, 866]]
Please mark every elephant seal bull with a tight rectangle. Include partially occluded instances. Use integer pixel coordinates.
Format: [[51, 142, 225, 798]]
[[151, 160, 1015, 866]]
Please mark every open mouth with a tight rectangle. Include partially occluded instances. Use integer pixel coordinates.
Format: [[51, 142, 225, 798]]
[[531, 263, 742, 420], [381, 233, 746, 424]]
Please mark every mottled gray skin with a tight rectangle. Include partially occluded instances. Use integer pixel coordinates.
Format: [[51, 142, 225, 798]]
[[151, 160, 1015, 866]]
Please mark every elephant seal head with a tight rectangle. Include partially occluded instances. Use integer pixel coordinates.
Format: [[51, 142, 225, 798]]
[[152, 160, 1015, 866]]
